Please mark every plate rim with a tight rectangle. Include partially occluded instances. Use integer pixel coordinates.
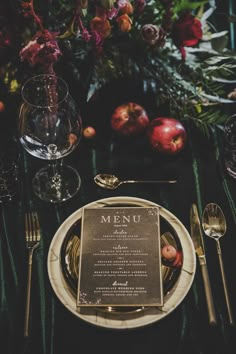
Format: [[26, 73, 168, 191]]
[[47, 196, 196, 330]]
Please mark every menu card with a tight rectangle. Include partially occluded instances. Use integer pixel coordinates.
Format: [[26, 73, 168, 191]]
[[77, 206, 163, 307]]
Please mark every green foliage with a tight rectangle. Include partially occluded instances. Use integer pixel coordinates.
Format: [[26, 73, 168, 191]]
[[174, 0, 208, 13], [74, 36, 236, 136]]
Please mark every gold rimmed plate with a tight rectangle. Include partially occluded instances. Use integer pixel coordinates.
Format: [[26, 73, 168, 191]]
[[60, 207, 182, 314], [48, 197, 196, 329]]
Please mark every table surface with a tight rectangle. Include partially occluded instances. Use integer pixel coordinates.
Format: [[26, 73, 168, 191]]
[[1, 99, 236, 354]]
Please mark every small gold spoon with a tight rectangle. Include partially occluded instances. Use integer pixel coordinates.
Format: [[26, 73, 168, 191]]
[[94, 174, 177, 190], [202, 203, 234, 326]]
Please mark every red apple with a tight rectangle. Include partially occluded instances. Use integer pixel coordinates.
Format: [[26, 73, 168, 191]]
[[161, 244, 177, 261], [0, 101, 5, 112], [147, 117, 186, 155], [111, 102, 149, 137]]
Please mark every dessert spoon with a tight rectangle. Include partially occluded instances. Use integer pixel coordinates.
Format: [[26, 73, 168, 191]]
[[94, 173, 177, 190], [202, 203, 234, 326]]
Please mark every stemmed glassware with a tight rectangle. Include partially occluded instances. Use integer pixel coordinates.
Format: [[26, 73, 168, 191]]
[[18, 74, 83, 203]]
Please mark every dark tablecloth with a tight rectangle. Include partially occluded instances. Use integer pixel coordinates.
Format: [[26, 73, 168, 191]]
[[1, 114, 236, 354]]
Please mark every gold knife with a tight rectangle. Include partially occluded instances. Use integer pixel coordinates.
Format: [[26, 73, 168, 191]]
[[190, 203, 217, 326]]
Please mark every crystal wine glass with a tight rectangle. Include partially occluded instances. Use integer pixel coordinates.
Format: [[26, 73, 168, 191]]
[[18, 74, 83, 203]]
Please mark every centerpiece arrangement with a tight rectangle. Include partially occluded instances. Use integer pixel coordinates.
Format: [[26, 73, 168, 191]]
[[0, 0, 236, 142]]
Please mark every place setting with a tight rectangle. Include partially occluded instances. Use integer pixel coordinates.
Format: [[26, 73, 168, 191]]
[[47, 196, 196, 330], [2, 1, 236, 353], [46, 195, 235, 331]]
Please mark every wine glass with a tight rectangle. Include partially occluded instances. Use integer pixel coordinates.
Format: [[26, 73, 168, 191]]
[[18, 74, 83, 203]]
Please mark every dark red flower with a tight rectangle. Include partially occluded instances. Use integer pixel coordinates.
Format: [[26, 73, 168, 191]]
[[20, 30, 61, 68], [172, 12, 202, 60], [36, 30, 54, 44]]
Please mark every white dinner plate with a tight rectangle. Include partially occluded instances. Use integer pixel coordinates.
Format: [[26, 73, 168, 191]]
[[47, 196, 196, 330]]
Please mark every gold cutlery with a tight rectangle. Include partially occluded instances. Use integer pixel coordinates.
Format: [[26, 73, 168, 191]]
[[190, 203, 217, 326], [202, 203, 234, 326], [24, 212, 41, 337], [94, 173, 177, 189]]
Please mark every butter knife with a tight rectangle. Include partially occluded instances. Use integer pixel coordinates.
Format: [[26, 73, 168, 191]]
[[190, 203, 217, 326]]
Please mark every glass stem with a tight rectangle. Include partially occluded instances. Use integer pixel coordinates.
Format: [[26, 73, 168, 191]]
[[48, 159, 63, 197], [49, 159, 62, 177]]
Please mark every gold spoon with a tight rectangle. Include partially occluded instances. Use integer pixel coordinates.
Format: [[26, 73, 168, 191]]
[[94, 173, 177, 190], [202, 203, 234, 326]]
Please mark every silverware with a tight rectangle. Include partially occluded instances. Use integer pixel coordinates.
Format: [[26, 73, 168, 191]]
[[202, 203, 234, 326], [190, 203, 217, 326], [94, 173, 177, 190], [24, 212, 41, 337]]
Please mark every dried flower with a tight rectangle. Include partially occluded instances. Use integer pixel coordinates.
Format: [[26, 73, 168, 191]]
[[116, 14, 132, 32], [20, 30, 62, 70], [141, 24, 166, 46], [120, 2, 134, 14], [90, 17, 112, 39]]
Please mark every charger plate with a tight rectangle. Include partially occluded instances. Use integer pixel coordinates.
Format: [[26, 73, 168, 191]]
[[47, 196, 196, 329]]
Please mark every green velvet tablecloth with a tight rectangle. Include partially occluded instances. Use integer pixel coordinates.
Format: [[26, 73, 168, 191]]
[[1, 116, 236, 354]]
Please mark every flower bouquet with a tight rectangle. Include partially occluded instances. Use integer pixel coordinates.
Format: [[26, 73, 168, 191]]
[[1, 0, 236, 134]]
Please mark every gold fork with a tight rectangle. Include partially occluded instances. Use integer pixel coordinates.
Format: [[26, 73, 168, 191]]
[[24, 212, 41, 337]]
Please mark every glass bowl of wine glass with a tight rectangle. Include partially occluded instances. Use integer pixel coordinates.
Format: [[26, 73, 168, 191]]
[[18, 74, 83, 203]]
